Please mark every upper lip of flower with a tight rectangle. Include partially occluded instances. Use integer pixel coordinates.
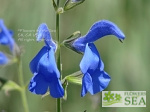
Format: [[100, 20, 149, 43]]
[[36, 23, 57, 51], [71, 20, 125, 53]]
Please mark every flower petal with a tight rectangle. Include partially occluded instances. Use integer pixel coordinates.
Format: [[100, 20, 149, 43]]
[[80, 43, 103, 74], [29, 46, 48, 74], [90, 70, 111, 94], [49, 79, 64, 98], [0, 52, 9, 65], [38, 46, 60, 79], [81, 70, 111, 97], [81, 73, 92, 97], [36, 23, 56, 50], [0, 19, 15, 51], [80, 43, 99, 74], [88, 43, 104, 71], [28, 73, 48, 94]]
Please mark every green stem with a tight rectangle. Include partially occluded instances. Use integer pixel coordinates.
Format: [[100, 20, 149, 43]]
[[56, 45, 61, 112], [56, 98, 61, 112], [56, 12, 61, 74], [56, 0, 61, 112], [18, 57, 29, 112]]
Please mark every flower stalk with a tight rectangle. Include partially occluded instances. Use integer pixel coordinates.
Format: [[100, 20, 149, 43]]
[[17, 57, 29, 112]]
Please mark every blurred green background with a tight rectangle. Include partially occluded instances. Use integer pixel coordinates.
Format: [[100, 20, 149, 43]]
[[0, 0, 150, 112]]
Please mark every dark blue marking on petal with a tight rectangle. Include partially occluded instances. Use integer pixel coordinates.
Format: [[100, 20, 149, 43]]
[[29, 73, 49, 95]]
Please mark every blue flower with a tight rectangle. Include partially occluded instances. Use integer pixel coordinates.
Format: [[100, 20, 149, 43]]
[[29, 24, 64, 98], [65, 20, 125, 96], [0, 52, 9, 65], [0, 19, 15, 52], [0, 19, 15, 65]]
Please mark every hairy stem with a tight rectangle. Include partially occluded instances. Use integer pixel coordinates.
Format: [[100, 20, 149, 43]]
[[18, 57, 29, 112], [56, 0, 62, 112]]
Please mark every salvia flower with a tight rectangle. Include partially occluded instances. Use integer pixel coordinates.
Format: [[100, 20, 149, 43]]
[[29, 23, 64, 98], [64, 20, 125, 96], [0, 19, 15, 52], [0, 52, 9, 65]]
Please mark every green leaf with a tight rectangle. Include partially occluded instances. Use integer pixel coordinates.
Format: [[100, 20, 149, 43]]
[[64, 0, 85, 11], [0, 77, 21, 92]]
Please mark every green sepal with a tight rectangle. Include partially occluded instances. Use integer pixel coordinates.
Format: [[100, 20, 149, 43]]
[[63, 31, 82, 54], [62, 80, 68, 100], [52, 0, 57, 11], [41, 92, 50, 99], [0, 77, 21, 92], [67, 31, 81, 39], [66, 75, 82, 85], [64, 71, 83, 85], [64, 0, 85, 11]]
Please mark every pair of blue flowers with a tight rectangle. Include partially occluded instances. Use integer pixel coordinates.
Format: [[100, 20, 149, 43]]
[[0, 19, 15, 65], [29, 20, 125, 98], [0, 19, 125, 98]]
